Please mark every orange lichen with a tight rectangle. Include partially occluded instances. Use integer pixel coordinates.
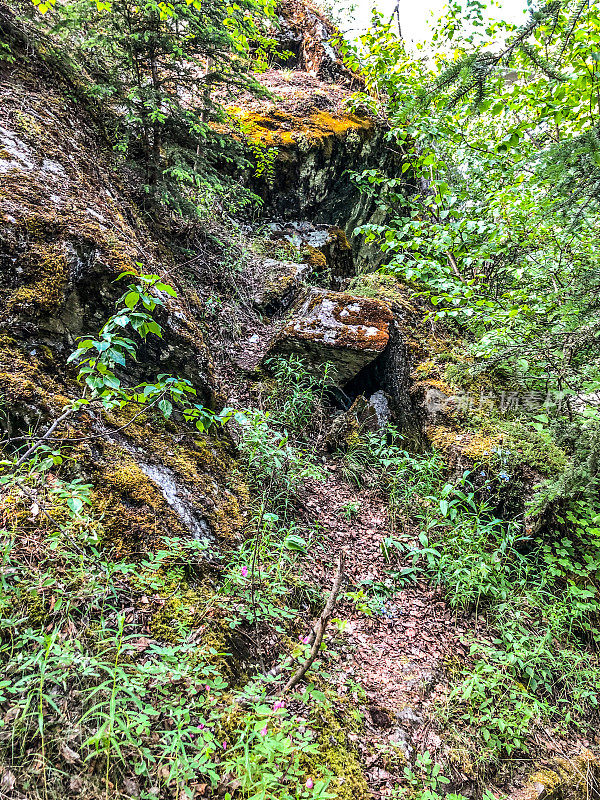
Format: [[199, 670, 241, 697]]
[[230, 107, 374, 150], [282, 291, 393, 353]]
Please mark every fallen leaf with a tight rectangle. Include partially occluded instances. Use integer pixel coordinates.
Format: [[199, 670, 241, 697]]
[[129, 637, 152, 652], [123, 776, 140, 797], [0, 769, 16, 791], [60, 742, 81, 764]]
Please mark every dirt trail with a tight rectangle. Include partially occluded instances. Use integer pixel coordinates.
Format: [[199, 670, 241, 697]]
[[299, 468, 468, 794]]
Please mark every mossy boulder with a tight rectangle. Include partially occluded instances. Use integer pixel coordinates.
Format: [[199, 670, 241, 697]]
[[513, 749, 600, 800], [0, 64, 216, 411], [232, 104, 378, 223], [267, 221, 355, 289], [225, 68, 406, 267], [0, 48, 243, 564], [251, 257, 310, 316], [326, 394, 381, 451], [266, 287, 394, 384]]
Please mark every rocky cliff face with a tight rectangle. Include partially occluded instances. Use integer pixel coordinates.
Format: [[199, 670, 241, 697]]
[[0, 28, 250, 552], [227, 58, 403, 269]]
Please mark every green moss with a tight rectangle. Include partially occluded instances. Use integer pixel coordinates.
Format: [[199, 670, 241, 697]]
[[92, 448, 188, 555], [347, 272, 418, 313], [496, 419, 568, 476], [326, 412, 361, 452], [5, 241, 69, 317], [429, 414, 567, 478], [149, 592, 204, 644], [15, 111, 43, 137], [528, 751, 600, 800], [102, 408, 249, 542], [0, 334, 69, 415], [102, 459, 167, 508], [25, 590, 48, 628], [306, 245, 327, 272], [302, 703, 370, 800]]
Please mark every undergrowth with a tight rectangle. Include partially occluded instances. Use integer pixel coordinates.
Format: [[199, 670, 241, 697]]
[[339, 426, 600, 770], [0, 441, 354, 800], [0, 292, 361, 800]]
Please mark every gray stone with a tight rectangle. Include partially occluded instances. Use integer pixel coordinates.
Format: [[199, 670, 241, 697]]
[[266, 287, 394, 384]]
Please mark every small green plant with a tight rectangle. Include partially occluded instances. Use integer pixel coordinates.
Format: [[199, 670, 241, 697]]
[[390, 451, 600, 762], [397, 751, 452, 800], [338, 500, 361, 520], [0, 450, 340, 800], [344, 578, 397, 618], [0, 40, 15, 63], [264, 356, 332, 434], [67, 269, 235, 433], [238, 407, 325, 518]]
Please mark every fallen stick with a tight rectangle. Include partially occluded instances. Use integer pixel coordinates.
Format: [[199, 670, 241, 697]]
[[278, 551, 345, 696], [13, 407, 74, 469]]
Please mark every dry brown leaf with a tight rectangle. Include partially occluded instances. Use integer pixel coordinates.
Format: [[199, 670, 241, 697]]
[[0, 769, 16, 791], [122, 776, 140, 797], [60, 742, 81, 764], [129, 637, 152, 652]]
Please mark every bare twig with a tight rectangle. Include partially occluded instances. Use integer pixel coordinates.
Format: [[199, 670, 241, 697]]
[[278, 552, 345, 696], [13, 407, 74, 469]]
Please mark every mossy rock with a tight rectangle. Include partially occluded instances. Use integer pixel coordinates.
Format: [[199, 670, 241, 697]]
[[300, 702, 370, 800], [266, 287, 394, 385], [521, 749, 600, 800], [347, 272, 419, 315]]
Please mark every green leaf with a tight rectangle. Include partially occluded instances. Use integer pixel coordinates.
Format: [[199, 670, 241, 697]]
[[284, 534, 308, 553], [124, 291, 140, 309], [158, 398, 173, 418], [67, 497, 83, 515]]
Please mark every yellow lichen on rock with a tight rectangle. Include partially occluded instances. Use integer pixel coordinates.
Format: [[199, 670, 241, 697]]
[[231, 107, 374, 151], [523, 749, 600, 800], [5, 240, 69, 316]]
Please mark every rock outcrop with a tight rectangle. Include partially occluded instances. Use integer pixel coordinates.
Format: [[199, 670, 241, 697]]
[[267, 220, 354, 289], [0, 47, 247, 550], [228, 66, 405, 269], [0, 81, 215, 405], [265, 287, 394, 384], [273, 0, 363, 87]]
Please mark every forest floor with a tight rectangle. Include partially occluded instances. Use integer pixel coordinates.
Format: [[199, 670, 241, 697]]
[[200, 229, 598, 799], [204, 250, 473, 796], [298, 470, 463, 796]]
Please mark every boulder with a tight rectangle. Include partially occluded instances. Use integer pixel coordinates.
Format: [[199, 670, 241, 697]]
[[326, 394, 382, 451], [510, 749, 600, 800], [266, 288, 393, 384], [0, 73, 216, 415], [251, 257, 310, 316], [266, 221, 354, 289]]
